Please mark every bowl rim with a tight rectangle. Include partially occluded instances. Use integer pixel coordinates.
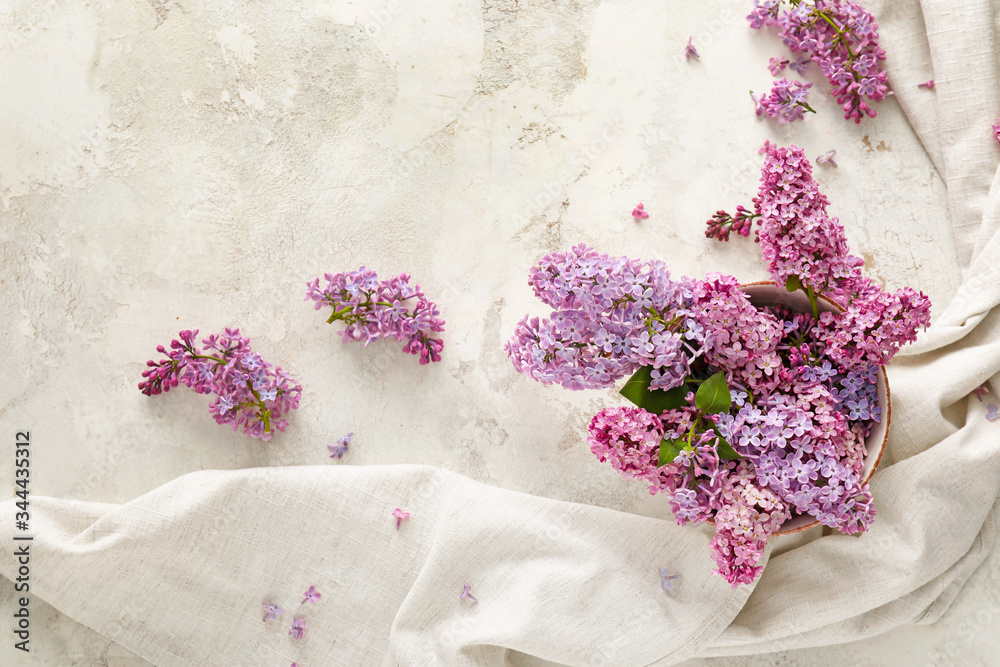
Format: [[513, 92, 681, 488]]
[[738, 281, 890, 536]]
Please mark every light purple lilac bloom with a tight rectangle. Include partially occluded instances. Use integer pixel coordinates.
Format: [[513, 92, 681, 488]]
[[459, 583, 478, 602], [262, 603, 284, 622], [817, 149, 838, 167], [140, 329, 302, 441], [754, 78, 814, 124], [748, 0, 889, 123], [328, 433, 352, 459], [305, 268, 445, 364], [659, 567, 681, 592]]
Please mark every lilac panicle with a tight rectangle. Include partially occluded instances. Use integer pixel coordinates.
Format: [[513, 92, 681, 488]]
[[753, 78, 814, 124], [754, 143, 864, 298], [748, 0, 889, 123], [140, 328, 301, 441], [306, 267, 445, 364]]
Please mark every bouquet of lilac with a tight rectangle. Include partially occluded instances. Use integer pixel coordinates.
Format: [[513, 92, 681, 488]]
[[139, 328, 302, 441], [505, 144, 930, 587], [749, 0, 889, 123], [305, 267, 445, 365]]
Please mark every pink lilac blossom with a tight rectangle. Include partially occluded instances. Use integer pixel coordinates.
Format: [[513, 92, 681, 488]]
[[754, 143, 865, 297], [754, 78, 814, 124], [459, 584, 478, 602], [139, 328, 301, 441], [709, 464, 789, 587], [816, 149, 838, 167], [768, 57, 789, 75], [392, 508, 410, 529], [632, 202, 650, 219], [301, 586, 321, 604], [748, 0, 889, 123], [974, 385, 990, 401], [819, 280, 931, 368], [305, 268, 445, 364], [918, 80, 934, 89], [993, 121, 1000, 146]]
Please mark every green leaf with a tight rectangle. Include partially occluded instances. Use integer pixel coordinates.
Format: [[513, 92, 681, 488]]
[[785, 274, 802, 293], [714, 436, 743, 460], [619, 366, 689, 414], [695, 371, 731, 414], [659, 438, 685, 466]]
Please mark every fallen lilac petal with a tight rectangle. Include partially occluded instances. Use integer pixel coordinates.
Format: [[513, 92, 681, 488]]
[[684, 37, 699, 61], [974, 385, 989, 401], [262, 603, 284, 621], [460, 583, 478, 602], [659, 567, 681, 593], [631, 203, 649, 219], [328, 432, 352, 459], [917, 80, 935, 89], [393, 507, 410, 529], [987, 404, 999, 422], [993, 121, 1000, 146], [816, 150, 838, 167], [301, 586, 321, 604], [289, 618, 308, 640]]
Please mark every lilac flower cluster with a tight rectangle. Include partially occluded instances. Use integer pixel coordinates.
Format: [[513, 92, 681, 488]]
[[305, 267, 445, 365], [748, 0, 889, 123], [505, 246, 792, 396], [139, 328, 301, 441], [752, 78, 815, 124], [510, 147, 931, 587], [755, 143, 864, 299]]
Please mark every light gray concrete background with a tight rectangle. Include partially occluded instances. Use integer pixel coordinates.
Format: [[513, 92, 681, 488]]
[[1, 0, 992, 664]]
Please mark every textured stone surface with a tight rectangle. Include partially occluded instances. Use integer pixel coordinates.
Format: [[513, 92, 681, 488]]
[[0, 0, 983, 664]]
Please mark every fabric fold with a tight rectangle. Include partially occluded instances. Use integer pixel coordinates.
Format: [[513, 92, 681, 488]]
[[0, 465, 756, 666]]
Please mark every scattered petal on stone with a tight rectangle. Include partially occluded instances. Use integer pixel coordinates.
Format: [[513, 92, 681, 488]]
[[816, 150, 838, 167], [301, 586, 321, 605], [459, 583, 478, 602], [262, 603, 284, 622], [684, 37, 699, 61], [631, 202, 649, 219], [392, 508, 411, 530], [659, 567, 681, 593], [329, 432, 352, 459]]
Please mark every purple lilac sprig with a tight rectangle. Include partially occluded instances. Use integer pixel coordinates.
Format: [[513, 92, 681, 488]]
[[139, 329, 301, 441], [748, 0, 889, 123], [752, 78, 815, 124], [305, 268, 445, 365]]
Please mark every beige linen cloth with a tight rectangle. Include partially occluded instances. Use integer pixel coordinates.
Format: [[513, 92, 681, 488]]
[[4, 2, 1000, 665]]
